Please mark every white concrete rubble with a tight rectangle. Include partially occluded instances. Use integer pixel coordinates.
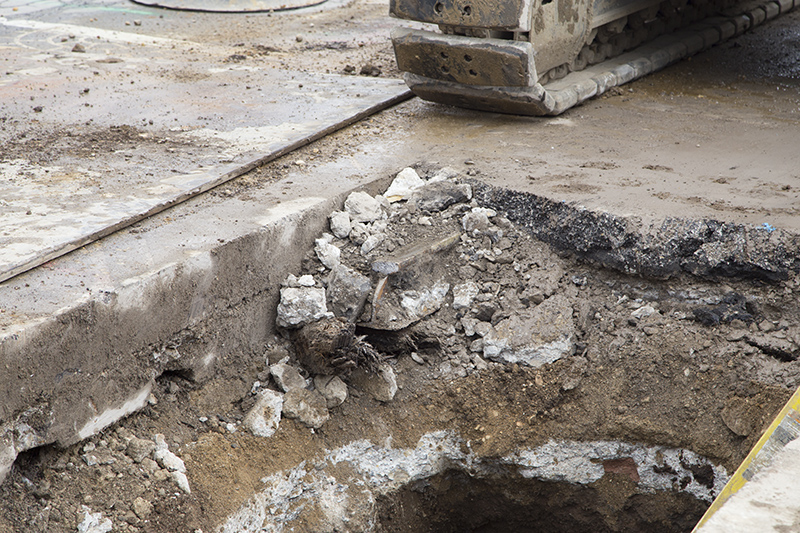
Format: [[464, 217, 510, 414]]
[[314, 235, 341, 269], [314, 375, 348, 408], [276, 286, 333, 329], [481, 294, 575, 367], [77, 506, 113, 533], [329, 211, 352, 239], [400, 281, 450, 321], [217, 432, 729, 533], [384, 167, 424, 202], [243, 389, 284, 438], [270, 363, 307, 392], [344, 191, 383, 223]]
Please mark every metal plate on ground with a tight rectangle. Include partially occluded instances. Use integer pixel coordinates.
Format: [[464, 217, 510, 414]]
[[131, 0, 328, 13], [0, 15, 410, 283]]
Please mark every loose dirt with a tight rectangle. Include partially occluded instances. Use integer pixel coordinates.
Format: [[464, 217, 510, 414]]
[[2, 161, 799, 532]]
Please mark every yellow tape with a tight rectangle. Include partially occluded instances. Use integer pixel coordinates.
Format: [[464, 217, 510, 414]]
[[693, 385, 800, 531]]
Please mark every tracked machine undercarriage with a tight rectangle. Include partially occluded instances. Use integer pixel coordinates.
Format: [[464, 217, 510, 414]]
[[389, 0, 797, 114]]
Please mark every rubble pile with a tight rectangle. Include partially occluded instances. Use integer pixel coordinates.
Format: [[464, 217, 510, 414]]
[[255, 165, 587, 431]]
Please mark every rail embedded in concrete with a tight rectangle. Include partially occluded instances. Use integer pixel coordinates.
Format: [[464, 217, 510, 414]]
[[0, 13, 411, 285]]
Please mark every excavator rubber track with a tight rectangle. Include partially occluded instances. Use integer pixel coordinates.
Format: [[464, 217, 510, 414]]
[[390, 0, 797, 115]]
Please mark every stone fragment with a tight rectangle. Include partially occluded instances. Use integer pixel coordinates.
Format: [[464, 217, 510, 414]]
[[453, 282, 480, 312], [297, 275, 315, 287], [344, 191, 383, 223], [153, 436, 185, 473], [384, 167, 424, 202], [361, 233, 385, 255], [77, 506, 112, 533], [172, 471, 191, 493], [283, 388, 330, 428], [276, 286, 332, 329], [349, 222, 369, 245], [314, 375, 348, 408], [631, 305, 656, 320], [721, 398, 754, 437], [126, 437, 156, 464], [461, 317, 479, 336], [350, 364, 398, 403], [132, 497, 153, 520], [482, 294, 575, 367], [473, 321, 493, 337], [82, 447, 115, 466], [400, 281, 450, 321], [243, 389, 283, 437], [326, 264, 372, 322], [410, 352, 425, 365], [270, 362, 307, 392], [315, 235, 341, 269], [329, 211, 351, 239], [411, 181, 472, 213], [430, 166, 460, 182], [141, 457, 159, 474]]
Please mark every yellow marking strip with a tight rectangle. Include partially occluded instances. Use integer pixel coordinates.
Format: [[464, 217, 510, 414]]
[[693, 385, 800, 531]]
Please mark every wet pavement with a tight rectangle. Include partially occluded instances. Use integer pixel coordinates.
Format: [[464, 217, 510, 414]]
[[0, 0, 409, 282]]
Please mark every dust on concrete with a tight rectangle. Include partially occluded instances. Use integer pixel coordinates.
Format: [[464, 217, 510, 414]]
[[2, 161, 799, 532]]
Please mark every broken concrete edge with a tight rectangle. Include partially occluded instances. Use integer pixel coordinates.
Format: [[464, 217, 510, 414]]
[[469, 180, 800, 281], [219, 430, 729, 531], [0, 186, 400, 483]]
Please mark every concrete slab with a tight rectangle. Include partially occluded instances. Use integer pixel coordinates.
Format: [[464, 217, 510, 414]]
[[0, 5, 410, 283]]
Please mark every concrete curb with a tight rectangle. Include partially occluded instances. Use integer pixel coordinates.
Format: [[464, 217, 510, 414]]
[[0, 180, 391, 481]]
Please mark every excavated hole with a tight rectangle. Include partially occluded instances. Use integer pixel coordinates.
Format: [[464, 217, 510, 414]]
[[376, 468, 707, 533]]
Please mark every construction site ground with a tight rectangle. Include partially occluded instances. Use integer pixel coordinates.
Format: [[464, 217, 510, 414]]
[[1, 0, 800, 531]]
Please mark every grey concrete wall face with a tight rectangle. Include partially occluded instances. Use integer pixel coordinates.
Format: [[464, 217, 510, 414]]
[[0, 197, 339, 481]]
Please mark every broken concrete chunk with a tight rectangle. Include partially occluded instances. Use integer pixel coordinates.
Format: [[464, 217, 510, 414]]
[[132, 496, 153, 520], [745, 334, 798, 360], [361, 233, 385, 256], [631, 305, 656, 320], [411, 181, 472, 213], [721, 397, 755, 437], [270, 362, 307, 392], [401, 281, 450, 321], [430, 166, 460, 182], [315, 236, 341, 269], [452, 281, 480, 311], [77, 506, 112, 533], [314, 375, 348, 408], [171, 471, 191, 494], [349, 222, 369, 245], [462, 209, 492, 236], [483, 294, 575, 367], [243, 389, 283, 437], [326, 264, 372, 322], [329, 211, 351, 239], [350, 363, 398, 403], [153, 446, 185, 473], [461, 316, 479, 336], [384, 167, 424, 202], [297, 275, 315, 287], [282, 388, 330, 429], [345, 191, 383, 223], [473, 320, 493, 338], [276, 287, 333, 329]]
